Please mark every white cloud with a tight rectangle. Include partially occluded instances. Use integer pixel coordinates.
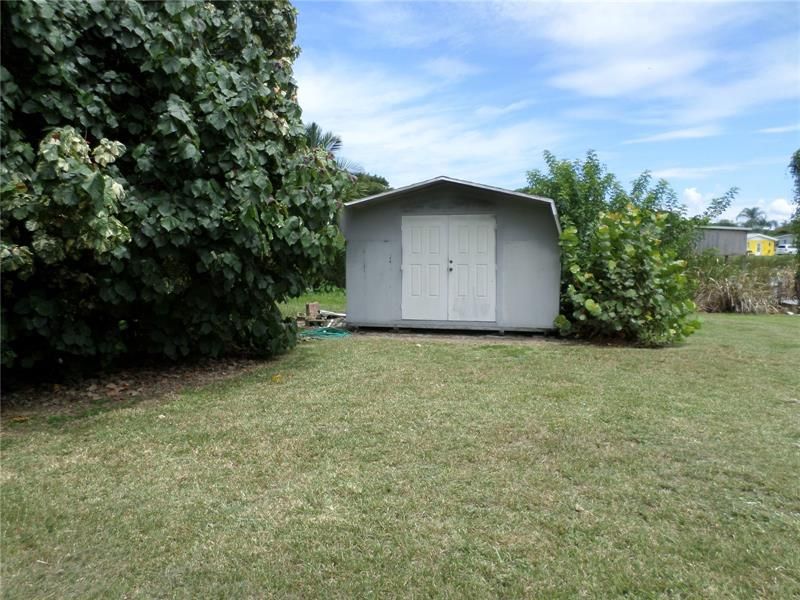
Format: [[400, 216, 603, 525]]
[[680, 187, 741, 218], [474, 100, 531, 119], [652, 157, 787, 180], [549, 52, 712, 98], [768, 198, 795, 223], [667, 36, 800, 124], [422, 57, 481, 82], [758, 123, 800, 134], [653, 165, 739, 180], [482, 3, 799, 126], [492, 2, 744, 51], [681, 187, 707, 213], [294, 2, 798, 194], [710, 196, 795, 224], [624, 125, 721, 145], [296, 55, 565, 188], [349, 3, 467, 49]]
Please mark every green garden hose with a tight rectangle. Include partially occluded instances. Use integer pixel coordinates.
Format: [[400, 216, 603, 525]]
[[299, 327, 351, 339]]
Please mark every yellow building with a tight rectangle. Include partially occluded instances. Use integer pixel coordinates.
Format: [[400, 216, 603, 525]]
[[746, 233, 777, 256]]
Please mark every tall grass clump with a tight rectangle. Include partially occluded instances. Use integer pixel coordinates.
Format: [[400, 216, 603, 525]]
[[691, 254, 796, 313]]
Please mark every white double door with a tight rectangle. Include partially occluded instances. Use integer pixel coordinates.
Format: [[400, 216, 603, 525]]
[[401, 215, 496, 322]]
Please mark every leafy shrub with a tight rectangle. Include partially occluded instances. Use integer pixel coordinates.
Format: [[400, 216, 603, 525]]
[[1, 0, 350, 375], [556, 207, 699, 346], [525, 151, 739, 345]]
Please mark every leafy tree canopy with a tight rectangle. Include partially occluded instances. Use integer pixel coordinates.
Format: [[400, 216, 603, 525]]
[[349, 172, 391, 199], [523, 150, 736, 259], [1, 0, 350, 376], [736, 207, 777, 231], [304, 122, 342, 154], [788, 149, 800, 295], [304, 121, 364, 174]]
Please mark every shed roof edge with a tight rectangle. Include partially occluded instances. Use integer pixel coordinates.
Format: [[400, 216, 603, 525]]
[[699, 225, 751, 231], [343, 176, 561, 233]]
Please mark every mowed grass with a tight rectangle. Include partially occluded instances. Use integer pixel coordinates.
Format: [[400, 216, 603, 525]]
[[2, 314, 799, 598]]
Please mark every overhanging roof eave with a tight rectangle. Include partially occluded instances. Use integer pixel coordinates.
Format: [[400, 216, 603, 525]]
[[343, 176, 561, 233]]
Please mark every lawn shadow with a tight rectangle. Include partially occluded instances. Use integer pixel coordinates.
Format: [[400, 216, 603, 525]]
[[0, 351, 312, 434]]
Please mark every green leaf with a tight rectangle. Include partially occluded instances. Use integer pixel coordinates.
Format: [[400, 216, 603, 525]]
[[81, 172, 105, 200], [584, 298, 602, 316], [180, 142, 199, 161]]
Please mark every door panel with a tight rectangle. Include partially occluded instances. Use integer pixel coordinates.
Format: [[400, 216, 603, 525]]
[[401, 216, 448, 320], [448, 216, 496, 322]]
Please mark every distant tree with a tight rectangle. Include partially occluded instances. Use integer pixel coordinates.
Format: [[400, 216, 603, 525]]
[[736, 207, 776, 230], [790, 149, 800, 239], [304, 122, 342, 153], [736, 206, 765, 224], [523, 150, 736, 259], [349, 173, 390, 199], [712, 219, 737, 226], [304, 121, 362, 173], [524, 151, 626, 246], [789, 149, 800, 296]]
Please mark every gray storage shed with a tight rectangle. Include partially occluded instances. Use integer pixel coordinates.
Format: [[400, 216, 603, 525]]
[[695, 225, 749, 256], [341, 176, 561, 332]]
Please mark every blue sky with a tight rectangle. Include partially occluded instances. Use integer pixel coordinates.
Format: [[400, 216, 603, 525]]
[[294, 1, 800, 223]]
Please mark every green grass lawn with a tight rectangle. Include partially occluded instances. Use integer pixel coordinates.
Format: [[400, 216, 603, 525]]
[[2, 314, 799, 598]]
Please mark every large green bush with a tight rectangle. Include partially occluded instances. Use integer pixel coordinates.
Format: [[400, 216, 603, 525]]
[[556, 207, 699, 346], [1, 0, 350, 374], [525, 151, 736, 345]]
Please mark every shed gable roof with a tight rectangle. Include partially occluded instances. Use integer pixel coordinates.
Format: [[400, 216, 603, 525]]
[[344, 176, 561, 233], [747, 233, 778, 241]]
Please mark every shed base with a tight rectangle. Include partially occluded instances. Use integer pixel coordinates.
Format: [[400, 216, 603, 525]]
[[346, 320, 554, 334]]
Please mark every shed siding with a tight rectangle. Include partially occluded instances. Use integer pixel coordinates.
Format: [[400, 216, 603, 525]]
[[342, 185, 560, 330], [696, 229, 748, 256]]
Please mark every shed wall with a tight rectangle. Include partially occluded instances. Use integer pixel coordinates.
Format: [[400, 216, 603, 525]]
[[696, 229, 748, 256], [342, 186, 560, 330]]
